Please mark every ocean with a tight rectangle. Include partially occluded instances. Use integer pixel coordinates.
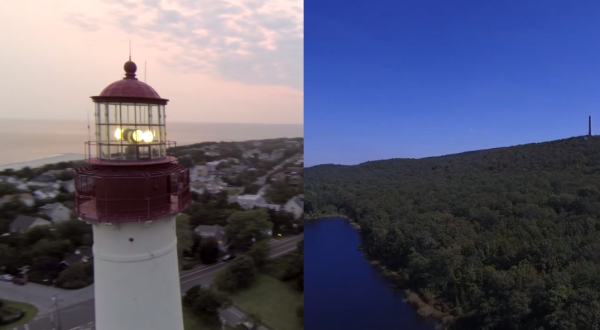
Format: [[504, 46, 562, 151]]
[[0, 119, 303, 165]]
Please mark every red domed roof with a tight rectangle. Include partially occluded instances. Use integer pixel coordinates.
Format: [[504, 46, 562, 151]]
[[92, 60, 167, 103], [99, 78, 161, 99]]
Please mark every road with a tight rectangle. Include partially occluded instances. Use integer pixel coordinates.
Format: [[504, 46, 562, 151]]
[[8, 235, 303, 330], [254, 155, 301, 186]]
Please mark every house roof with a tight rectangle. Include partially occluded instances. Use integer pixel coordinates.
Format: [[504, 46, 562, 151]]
[[11, 215, 48, 231], [238, 194, 263, 201], [20, 193, 34, 201], [30, 173, 56, 183], [39, 202, 64, 215], [289, 196, 304, 209], [194, 225, 227, 241], [190, 181, 205, 189]]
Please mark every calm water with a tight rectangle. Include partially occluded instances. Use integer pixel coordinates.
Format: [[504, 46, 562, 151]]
[[305, 218, 435, 330], [0, 119, 303, 164]]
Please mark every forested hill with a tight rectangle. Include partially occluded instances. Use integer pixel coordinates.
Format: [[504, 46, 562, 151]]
[[305, 136, 600, 330]]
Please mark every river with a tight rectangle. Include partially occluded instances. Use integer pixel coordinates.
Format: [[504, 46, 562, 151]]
[[304, 218, 436, 330]]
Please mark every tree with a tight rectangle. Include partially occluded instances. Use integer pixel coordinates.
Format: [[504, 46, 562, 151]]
[[176, 214, 194, 266], [297, 300, 304, 324], [246, 240, 270, 267], [54, 220, 91, 247], [183, 284, 202, 307], [199, 237, 220, 264], [28, 239, 72, 260], [0, 183, 17, 196], [225, 209, 273, 250], [55, 262, 94, 289], [183, 284, 231, 321], [24, 225, 55, 246], [213, 256, 256, 292], [191, 288, 231, 320], [243, 184, 261, 195]]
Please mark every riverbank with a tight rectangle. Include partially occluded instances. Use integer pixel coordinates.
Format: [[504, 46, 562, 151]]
[[306, 214, 361, 230], [312, 214, 449, 329]]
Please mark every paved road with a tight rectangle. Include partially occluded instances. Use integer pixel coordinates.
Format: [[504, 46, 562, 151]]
[[254, 155, 300, 186], [8, 235, 303, 330]]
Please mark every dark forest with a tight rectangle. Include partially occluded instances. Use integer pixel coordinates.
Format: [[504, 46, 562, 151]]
[[305, 136, 600, 330]]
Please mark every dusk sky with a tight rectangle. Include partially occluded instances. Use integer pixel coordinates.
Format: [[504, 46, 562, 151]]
[[305, 0, 600, 166], [0, 0, 303, 124]]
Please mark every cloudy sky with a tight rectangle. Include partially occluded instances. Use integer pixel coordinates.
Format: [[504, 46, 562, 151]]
[[0, 0, 303, 124]]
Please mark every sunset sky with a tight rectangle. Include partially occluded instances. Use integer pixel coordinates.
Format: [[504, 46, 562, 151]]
[[0, 0, 303, 124]]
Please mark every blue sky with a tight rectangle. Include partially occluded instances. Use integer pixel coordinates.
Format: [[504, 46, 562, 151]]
[[304, 0, 600, 166]]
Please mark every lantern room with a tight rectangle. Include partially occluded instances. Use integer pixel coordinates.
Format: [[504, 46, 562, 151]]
[[88, 59, 172, 163], [74, 58, 191, 223]]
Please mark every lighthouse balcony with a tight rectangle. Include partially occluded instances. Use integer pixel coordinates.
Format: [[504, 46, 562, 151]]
[[73, 163, 191, 223]]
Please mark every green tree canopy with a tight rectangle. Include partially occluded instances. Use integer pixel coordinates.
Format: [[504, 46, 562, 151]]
[[305, 136, 600, 330], [246, 240, 270, 267], [225, 209, 273, 250], [213, 256, 257, 292], [199, 237, 220, 264]]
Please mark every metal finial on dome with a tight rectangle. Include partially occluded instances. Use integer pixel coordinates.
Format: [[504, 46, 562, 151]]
[[124, 60, 137, 80]]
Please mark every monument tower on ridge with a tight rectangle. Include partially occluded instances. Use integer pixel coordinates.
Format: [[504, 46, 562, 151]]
[[73, 58, 191, 330]]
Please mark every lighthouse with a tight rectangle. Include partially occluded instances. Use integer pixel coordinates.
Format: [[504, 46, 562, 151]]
[[74, 58, 191, 330]]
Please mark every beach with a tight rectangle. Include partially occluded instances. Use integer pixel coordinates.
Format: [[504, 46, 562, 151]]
[[0, 153, 85, 171]]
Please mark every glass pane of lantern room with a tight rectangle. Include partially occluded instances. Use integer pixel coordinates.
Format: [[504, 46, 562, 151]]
[[98, 124, 109, 144], [96, 103, 105, 125], [150, 105, 159, 125], [121, 103, 134, 125], [109, 145, 123, 160], [136, 104, 148, 125], [108, 104, 119, 124]]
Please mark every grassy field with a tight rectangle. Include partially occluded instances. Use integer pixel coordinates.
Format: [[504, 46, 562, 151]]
[[182, 307, 234, 330], [0, 299, 38, 330], [261, 254, 297, 278], [231, 274, 303, 330]]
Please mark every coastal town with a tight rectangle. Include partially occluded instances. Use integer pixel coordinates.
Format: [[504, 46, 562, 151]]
[[0, 137, 304, 330]]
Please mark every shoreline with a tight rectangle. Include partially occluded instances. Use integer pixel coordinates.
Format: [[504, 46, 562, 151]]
[[0, 153, 85, 171], [309, 213, 450, 329]]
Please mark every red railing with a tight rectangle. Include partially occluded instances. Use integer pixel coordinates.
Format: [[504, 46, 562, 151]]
[[74, 163, 190, 223]]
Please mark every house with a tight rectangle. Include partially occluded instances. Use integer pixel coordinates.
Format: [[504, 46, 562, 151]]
[[205, 150, 221, 157], [60, 247, 93, 267], [284, 196, 304, 220], [236, 195, 266, 210], [0, 176, 19, 185], [9, 215, 51, 234], [19, 193, 35, 207], [1, 193, 35, 208], [270, 149, 285, 161], [190, 181, 205, 195], [286, 167, 304, 174], [61, 180, 75, 194], [205, 160, 226, 172], [194, 225, 229, 252], [39, 203, 71, 223], [271, 172, 287, 182], [28, 173, 57, 188], [191, 165, 209, 180], [33, 186, 59, 200], [254, 203, 281, 211], [231, 165, 247, 174]]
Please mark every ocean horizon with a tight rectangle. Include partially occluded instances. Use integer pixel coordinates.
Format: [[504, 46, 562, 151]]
[[0, 118, 303, 165]]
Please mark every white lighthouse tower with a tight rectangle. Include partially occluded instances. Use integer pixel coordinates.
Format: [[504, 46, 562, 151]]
[[74, 58, 191, 330]]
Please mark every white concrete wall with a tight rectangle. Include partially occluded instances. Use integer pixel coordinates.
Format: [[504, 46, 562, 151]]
[[92, 215, 184, 330]]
